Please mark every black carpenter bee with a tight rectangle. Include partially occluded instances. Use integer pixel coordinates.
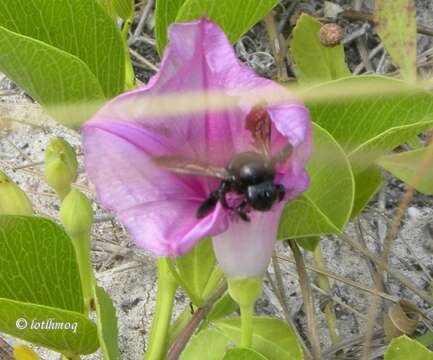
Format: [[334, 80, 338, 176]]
[[153, 104, 293, 222]]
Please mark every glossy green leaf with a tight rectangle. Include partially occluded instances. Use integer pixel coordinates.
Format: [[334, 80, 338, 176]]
[[291, 14, 350, 85], [375, 0, 416, 82], [155, 0, 187, 55], [97, 0, 116, 18], [176, 0, 279, 43], [384, 335, 433, 360], [377, 148, 433, 194], [0, 0, 125, 99], [305, 76, 433, 157], [278, 123, 354, 239], [351, 166, 384, 216], [0, 216, 83, 312], [0, 26, 105, 128], [215, 317, 303, 360], [175, 238, 221, 306], [0, 299, 98, 356], [0, 215, 99, 356], [296, 237, 320, 252], [208, 293, 239, 322], [180, 329, 231, 360], [94, 286, 120, 360], [304, 76, 433, 215], [223, 348, 267, 360], [113, 0, 135, 21]]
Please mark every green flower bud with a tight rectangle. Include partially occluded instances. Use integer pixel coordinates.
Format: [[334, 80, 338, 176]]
[[0, 172, 32, 215], [44, 137, 78, 200], [60, 189, 93, 238], [60, 189, 95, 311]]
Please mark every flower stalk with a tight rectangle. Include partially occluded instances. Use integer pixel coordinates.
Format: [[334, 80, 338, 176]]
[[227, 277, 262, 348], [313, 245, 339, 345], [146, 258, 178, 360]]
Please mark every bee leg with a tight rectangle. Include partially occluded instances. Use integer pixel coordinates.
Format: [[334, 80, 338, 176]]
[[276, 184, 285, 202], [235, 200, 250, 222], [217, 180, 232, 209], [196, 190, 219, 218]]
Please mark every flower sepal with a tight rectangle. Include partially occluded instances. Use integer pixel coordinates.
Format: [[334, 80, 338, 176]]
[[228, 277, 262, 308]]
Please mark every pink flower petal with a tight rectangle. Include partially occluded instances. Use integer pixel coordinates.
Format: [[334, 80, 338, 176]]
[[82, 18, 312, 259]]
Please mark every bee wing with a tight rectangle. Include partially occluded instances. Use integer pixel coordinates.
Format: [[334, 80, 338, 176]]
[[270, 143, 293, 165], [244, 103, 272, 159], [153, 155, 230, 179]]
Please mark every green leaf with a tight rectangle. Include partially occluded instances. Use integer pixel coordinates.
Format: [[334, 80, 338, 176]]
[[176, 0, 279, 43], [296, 237, 320, 252], [377, 148, 433, 195], [0, 0, 125, 99], [291, 14, 350, 85], [0, 298, 98, 356], [375, 0, 416, 82], [155, 0, 187, 55], [384, 335, 433, 360], [175, 238, 221, 306], [215, 317, 303, 360], [94, 286, 120, 360], [0, 26, 105, 128], [97, 0, 116, 18], [278, 123, 354, 239], [0, 216, 83, 312], [351, 166, 384, 216], [305, 76, 433, 160], [180, 329, 231, 360], [208, 293, 239, 322], [0, 216, 98, 356], [304, 75, 433, 214], [223, 348, 267, 360], [113, 0, 135, 21]]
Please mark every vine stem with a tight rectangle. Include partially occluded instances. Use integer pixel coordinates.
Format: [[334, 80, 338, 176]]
[[145, 258, 178, 360], [313, 245, 340, 345], [289, 241, 321, 360], [167, 284, 227, 360]]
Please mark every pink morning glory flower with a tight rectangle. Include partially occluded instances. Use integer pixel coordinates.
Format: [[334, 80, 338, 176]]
[[82, 19, 311, 278]]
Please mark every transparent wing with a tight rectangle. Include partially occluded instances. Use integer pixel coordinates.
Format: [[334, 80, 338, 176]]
[[270, 143, 293, 165], [244, 103, 272, 159], [153, 155, 230, 179]]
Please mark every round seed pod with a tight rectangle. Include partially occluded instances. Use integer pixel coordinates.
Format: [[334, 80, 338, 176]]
[[319, 23, 344, 47]]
